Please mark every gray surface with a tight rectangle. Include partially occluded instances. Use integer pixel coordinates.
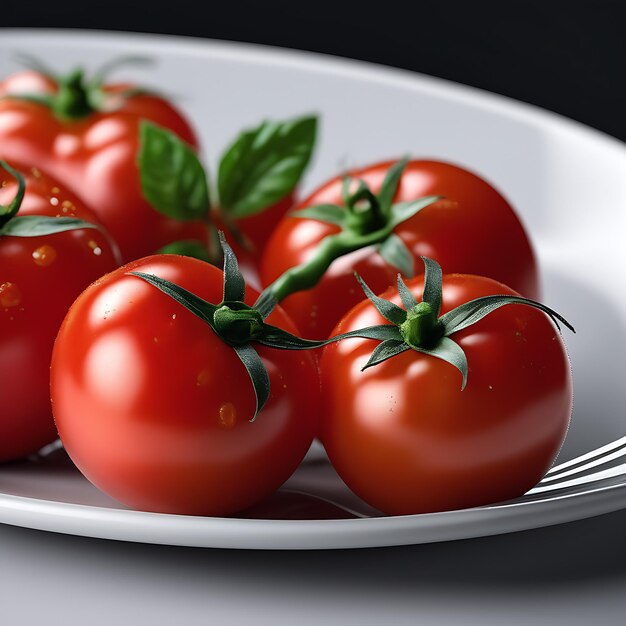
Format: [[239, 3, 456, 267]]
[[1, 510, 625, 625]]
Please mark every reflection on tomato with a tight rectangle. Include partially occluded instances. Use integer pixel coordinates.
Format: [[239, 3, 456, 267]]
[[320, 274, 571, 515], [51, 255, 320, 515], [0, 162, 118, 462], [261, 160, 539, 338]]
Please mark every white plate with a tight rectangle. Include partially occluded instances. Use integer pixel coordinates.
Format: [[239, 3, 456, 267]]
[[0, 29, 625, 550]]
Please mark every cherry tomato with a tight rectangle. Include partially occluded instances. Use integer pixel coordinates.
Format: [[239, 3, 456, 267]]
[[320, 274, 571, 515], [0, 69, 206, 262], [50, 255, 320, 516], [0, 162, 119, 462], [261, 160, 539, 338]]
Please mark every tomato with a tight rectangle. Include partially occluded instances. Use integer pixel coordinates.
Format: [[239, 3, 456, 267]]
[[261, 160, 539, 338], [0, 69, 206, 263], [320, 273, 572, 515], [0, 162, 119, 462], [50, 255, 320, 516]]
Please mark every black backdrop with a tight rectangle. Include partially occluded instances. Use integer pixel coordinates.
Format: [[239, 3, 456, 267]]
[[3, 1, 626, 140]]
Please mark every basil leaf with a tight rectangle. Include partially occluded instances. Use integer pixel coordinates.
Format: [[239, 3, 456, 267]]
[[0, 216, 98, 237], [378, 234, 414, 277], [138, 120, 209, 221], [157, 240, 211, 262], [218, 115, 317, 218]]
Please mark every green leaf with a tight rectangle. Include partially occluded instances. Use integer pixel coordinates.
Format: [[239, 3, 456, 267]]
[[138, 120, 209, 221], [361, 339, 410, 370], [334, 324, 404, 343], [377, 158, 408, 215], [378, 234, 414, 277], [354, 274, 407, 325], [253, 290, 279, 320], [0, 160, 26, 223], [412, 337, 469, 390], [439, 294, 575, 336], [421, 256, 443, 317], [396, 274, 417, 310], [218, 232, 245, 302], [0, 216, 98, 237], [218, 115, 317, 218], [257, 324, 332, 350], [389, 195, 441, 229], [157, 240, 211, 262], [291, 204, 347, 227], [232, 343, 271, 422], [130, 272, 217, 327]]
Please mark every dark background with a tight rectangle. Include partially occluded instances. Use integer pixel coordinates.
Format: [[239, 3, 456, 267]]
[[4, 1, 626, 141]]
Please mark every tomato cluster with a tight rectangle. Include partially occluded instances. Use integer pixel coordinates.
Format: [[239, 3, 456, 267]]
[[0, 59, 574, 519]]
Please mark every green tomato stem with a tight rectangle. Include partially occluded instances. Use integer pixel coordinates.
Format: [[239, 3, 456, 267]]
[[399, 302, 443, 348], [52, 69, 96, 121], [264, 224, 396, 303]]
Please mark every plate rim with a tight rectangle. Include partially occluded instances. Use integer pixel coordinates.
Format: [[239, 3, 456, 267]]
[[0, 27, 625, 549]]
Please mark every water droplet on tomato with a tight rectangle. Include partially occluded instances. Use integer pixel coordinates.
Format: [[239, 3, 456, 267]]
[[0, 282, 21, 308], [218, 402, 237, 429], [196, 369, 211, 387], [50, 197, 59, 207], [51, 186, 60, 194], [32, 245, 57, 267], [87, 240, 102, 256]]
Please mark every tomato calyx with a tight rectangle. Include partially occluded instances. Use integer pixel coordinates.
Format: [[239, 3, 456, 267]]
[[0, 160, 100, 236], [255, 159, 440, 313], [5, 55, 154, 121], [131, 233, 335, 420], [138, 115, 318, 261], [351, 257, 575, 389]]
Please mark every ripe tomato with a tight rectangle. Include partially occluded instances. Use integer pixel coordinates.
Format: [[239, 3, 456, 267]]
[[261, 160, 539, 338], [0, 162, 119, 462], [320, 273, 572, 516], [0, 69, 205, 262], [50, 255, 320, 516]]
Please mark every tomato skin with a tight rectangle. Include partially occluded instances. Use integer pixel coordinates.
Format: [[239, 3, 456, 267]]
[[0, 71, 206, 263], [261, 160, 539, 338], [50, 255, 320, 516], [0, 163, 119, 462], [320, 274, 571, 516]]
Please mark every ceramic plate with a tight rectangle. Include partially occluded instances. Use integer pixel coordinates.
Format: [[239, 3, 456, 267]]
[[0, 29, 625, 549]]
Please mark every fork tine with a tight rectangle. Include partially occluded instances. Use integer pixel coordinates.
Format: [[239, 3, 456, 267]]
[[546, 434, 626, 477], [531, 462, 626, 495]]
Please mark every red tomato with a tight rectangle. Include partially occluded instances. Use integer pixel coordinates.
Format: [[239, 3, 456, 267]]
[[50, 255, 320, 516], [261, 160, 539, 338], [320, 274, 572, 515], [0, 162, 119, 462], [0, 69, 206, 262]]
